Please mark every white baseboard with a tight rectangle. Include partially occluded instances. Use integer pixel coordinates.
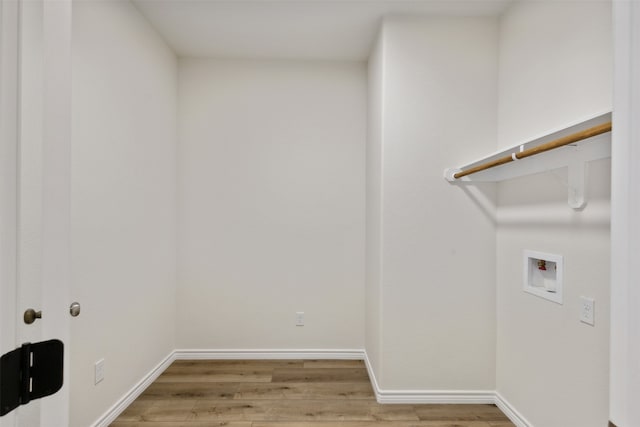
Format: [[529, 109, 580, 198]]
[[377, 390, 496, 404], [495, 392, 533, 427], [362, 351, 494, 404], [362, 349, 382, 399], [90, 351, 175, 427], [91, 348, 530, 427], [173, 348, 366, 360], [90, 348, 365, 426]]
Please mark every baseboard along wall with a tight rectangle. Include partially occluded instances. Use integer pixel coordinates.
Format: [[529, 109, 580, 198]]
[[173, 348, 365, 360], [494, 392, 534, 427], [90, 348, 530, 427], [361, 351, 496, 405], [91, 351, 176, 427]]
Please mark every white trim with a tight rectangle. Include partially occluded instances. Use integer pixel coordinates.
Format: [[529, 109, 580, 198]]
[[89, 349, 530, 427], [174, 348, 365, 360], [362, 348, 382, 400], [611, 1, 640, 426], [90, 351, 176, 427], [0, 0, 19, 360], [494, 392, 533, 427], [363, 351, 495, 404], [364, 352, 526, 426], [90, 347, 366, 426], [377, 390, 495, 405], [0, 2, 19, 426]]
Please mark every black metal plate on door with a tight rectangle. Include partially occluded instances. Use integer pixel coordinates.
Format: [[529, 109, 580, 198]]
[[0, 347, 21, 416], [0, 339, 64, 416], [29, 340, 64, 400]]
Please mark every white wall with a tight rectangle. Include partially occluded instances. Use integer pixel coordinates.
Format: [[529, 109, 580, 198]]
[[365, 30, 384, 382], [63, 2, 616, 424], [495, 2, 612, 426], [70, 1, 178, 426], [369, 17, 499, 390], [177, 58, 366, 350]]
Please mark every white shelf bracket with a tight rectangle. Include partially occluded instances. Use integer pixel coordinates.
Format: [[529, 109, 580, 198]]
[[567, 155, 587, 210]]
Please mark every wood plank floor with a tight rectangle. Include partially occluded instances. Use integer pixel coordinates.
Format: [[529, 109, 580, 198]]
[[110, 360, 515, 427]]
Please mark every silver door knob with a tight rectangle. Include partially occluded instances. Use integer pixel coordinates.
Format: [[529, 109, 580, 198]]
[[69, 302, 81, 317], [24, 308, 42, 324]]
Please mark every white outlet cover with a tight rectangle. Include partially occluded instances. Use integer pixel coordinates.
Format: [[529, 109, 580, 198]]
[[295, 312, 304, 326], [580, 296, 595, 326], [95, 359, 105, 385]]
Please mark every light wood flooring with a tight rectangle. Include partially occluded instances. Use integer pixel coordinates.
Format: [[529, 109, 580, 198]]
[[110, 359, 515, 427]]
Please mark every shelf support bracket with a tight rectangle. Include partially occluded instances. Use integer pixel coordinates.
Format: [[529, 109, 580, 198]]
[[567, 155, 587, 210]]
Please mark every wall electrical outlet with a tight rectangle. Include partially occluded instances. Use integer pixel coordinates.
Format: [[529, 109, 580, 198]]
[[95, 359, 105, 385], [296, 311, 304, 326], [580, 296, 595, 326]]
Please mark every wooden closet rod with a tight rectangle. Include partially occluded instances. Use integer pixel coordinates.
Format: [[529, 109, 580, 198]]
[[453, 121, 612, 179]]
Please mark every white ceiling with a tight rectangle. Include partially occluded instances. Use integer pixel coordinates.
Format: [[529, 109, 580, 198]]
[[133, 0, 511, 61]]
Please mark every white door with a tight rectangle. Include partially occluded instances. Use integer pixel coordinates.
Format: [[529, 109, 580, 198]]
[[0, 0, 71, 425]]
